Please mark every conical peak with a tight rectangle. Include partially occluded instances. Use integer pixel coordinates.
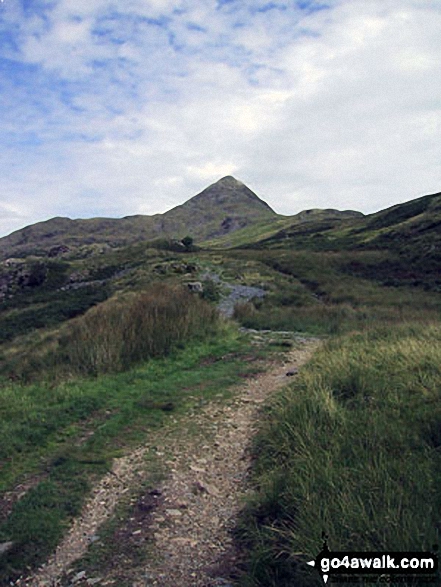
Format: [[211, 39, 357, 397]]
[[213, 176, 244, 188], [181, 175, 275, 215]]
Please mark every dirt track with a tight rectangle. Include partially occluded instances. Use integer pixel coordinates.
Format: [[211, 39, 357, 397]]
[[19, 337, 319, 587]]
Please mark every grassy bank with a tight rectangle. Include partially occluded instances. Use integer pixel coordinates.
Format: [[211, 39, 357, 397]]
[[1, 283, 218, 382], [237, 323, 441, 586]]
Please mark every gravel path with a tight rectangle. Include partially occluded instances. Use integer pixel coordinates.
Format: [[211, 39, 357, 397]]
[[18, 337, 319, 587], [217, 284, 266, 318], [199, 270, 266, 318], [136, 340, 318, 587]]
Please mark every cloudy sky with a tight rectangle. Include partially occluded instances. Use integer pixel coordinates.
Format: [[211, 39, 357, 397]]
[[0, 0, 440, 237]]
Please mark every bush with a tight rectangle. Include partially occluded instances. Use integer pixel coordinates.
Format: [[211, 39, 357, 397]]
[[201, 279, 221, 302]]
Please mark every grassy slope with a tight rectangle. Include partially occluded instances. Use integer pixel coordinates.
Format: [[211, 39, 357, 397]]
[[204, 210, 363, 250], [236, 190, 441, 251], [225, 192, 441, 586], [226, 249, 441, 335], [237, 325, 441, 587], [205, 189, 441, 291]]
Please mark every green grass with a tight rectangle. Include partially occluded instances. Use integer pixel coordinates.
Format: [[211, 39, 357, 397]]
[[236, 323, 441, 586], [0, 327, 270, 584], [56, 283, 219, 376]]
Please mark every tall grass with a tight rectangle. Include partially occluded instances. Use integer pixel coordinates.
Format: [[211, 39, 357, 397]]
[[0, 284, 219, 381], [237, 323, 441, 586], [233, 299, 441, 335], [58, 283, 219, 376]]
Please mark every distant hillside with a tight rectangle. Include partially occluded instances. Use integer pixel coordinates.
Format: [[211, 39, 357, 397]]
[[0, 176, 276, 259], [1, 175, 440, 281], [247, 190, 441, 252], [242, 190, 441, 290], [205, 207, 364, 249]]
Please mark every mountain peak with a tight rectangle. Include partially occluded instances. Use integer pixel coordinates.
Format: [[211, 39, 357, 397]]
[[0, 175, 276, 257], [213, 176, 244, 188], [188, 176, 275, 213], [157, 175, 276, 241]]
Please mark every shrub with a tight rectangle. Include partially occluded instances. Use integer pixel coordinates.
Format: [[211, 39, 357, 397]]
[[201, 278, 221, 302]]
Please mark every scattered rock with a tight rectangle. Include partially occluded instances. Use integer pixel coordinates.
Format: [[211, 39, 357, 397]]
[[189, 465, 206, 473], [218, 284, 266, 318], [72, 570, 87, 583], [165, 509, 183, 518], [22, 341, 320, 587], [186, 281, 203, 293], [192, 481, 208, 494], [203, 483, 220, 496], [48, 244, 70, 257]]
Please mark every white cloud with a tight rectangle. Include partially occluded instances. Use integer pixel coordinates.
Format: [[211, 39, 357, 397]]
[[0, 0, 440, 237]]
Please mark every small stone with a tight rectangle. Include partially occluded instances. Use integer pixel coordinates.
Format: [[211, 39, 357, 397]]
[[72, 570, 86, 583], [204, 483, 220, 496], [192, 481, 208, 494], [0, 541, 14, 556], [189, 465, 205, 473], [166, 509, 183, 517], [170, 537, 193, 545], [286, 369, 298, 376]]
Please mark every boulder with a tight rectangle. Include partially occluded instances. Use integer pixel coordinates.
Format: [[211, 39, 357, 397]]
[[187, 281, 203, 293]]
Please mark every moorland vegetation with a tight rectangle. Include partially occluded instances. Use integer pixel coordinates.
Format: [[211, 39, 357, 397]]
[[0, 178, 440, 586]]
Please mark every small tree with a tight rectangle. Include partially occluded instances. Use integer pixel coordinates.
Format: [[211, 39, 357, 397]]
[[182, 236, 194, 250]]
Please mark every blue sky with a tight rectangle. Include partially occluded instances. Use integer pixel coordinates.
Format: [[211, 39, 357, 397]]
[[0, 0, 440, 236]]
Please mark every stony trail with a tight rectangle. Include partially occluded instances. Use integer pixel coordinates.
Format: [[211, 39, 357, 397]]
[[19, 337, 319, 587]]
